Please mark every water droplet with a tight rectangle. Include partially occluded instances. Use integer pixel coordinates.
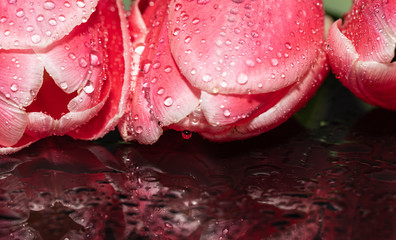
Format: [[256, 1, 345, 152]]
[[245, 59, 255, 67], [78, 57, 88, 68], [68, 52, 76, 60], [31, 34, 41, 44], [16, 9, 24, 18], [157, 87, 164, 95], [271, 58, 279, 66], [4, 30, 10, 36], [8, 0, 16, 4], [192, 18, 200, 24], [58, 15, 66, 22], [164, 65, 172, 73], [285, 42, 292, 50], [191, 68, 197, 75], [164, 96, 173, 107], [10, 83, 18, 92], [184, 36, 192, 43], [237, 73, 248, 85], [83, 80, 94, 93], [172, 28, 180, 36], [76, 0, 86, 8], [203, 74, 213, 82], [90, 52, 100, 66], [48, 18, 57, 26], [43, 1, 55, 10], [224, 109, 231, 117], [26, 25, 34, 32], [152, 61, 161, 69], [182, 130, 192, 139], [60, 82, 68, 90], [135, 126, 143, 134], [64, 1, 71, 7], [36, 15, 44, 22]]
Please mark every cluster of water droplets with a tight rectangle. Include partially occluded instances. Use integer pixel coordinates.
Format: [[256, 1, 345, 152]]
[[1, 0, 95, 48]]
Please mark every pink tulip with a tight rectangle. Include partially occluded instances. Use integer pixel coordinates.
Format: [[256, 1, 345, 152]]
[[0, 0, 131, 153], [119, 0, 328, 144], [326, 0, 396, 109]]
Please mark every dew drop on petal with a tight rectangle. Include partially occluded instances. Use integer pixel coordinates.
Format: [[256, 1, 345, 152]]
[[48, 18, 57, 26], [236, 73, 248, 85], [164, 65, 172, 73], [31, 34, 41, 44], [83, 80, 94, 93], [10, 83, 18, 92], [157, 87, 164, 95], [90, 52, 100, 66], [43, 1, 55, 10], [60, 82, 68, 90], [135, 126, 143, 134], [164, 96, 174, 107], [76, 0, 86, 8], [58, 15, 66, 22], [192, 18, 200, 24], [271, 58, 279, 66], [285, 42, 292, 50], [78, 57, 88, 68], [36, 15, 44, 22], [203, 74, 213, 82], [16, 9, 24, 18], [224, 109, 231, 117]]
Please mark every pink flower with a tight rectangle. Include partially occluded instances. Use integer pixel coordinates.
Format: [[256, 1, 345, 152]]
[[119, 0, 328, 143], [0, 0, 130, 153], [326, 0, 396, 109]]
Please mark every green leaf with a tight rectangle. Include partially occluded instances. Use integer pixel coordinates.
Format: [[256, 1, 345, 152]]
[[323, 0, 353, 18]]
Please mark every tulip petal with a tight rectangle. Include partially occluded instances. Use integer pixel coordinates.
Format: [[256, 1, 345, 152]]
[[340, 0, 396, 63], [326, 20, 368, 103], [0, 50, 44, 107], [139, 0, 200, 127], [69, 0, 132, 139], [199, 50, 328, 141], [352, 61, 396, 109], [200, 86, 290, 126], [0, 96, 27, 147], [119, 0, 199, 144], [167, 0, 325, 94], [0, 0, 99, 50], [119, 88, 163, 144], [38, 4, 108, 94]]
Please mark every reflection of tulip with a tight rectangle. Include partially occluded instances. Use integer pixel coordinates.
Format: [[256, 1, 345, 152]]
[[0, 137, 125, 239], [119, 0, 328, 143], [0, 0, 130, 154], [326, 1, 396, 109]]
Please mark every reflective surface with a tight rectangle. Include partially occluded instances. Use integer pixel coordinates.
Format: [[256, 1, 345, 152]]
[[0, 77, 395, 240]]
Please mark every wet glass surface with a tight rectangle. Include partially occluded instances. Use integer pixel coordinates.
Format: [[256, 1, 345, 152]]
[[0, 76, 395, 240]]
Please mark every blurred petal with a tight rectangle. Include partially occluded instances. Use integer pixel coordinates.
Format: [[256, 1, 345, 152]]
[[0, 96, 27, 147], [0, 0, 99, 49], [0, 50, 43, 107], [167, 0, 325, 94]]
